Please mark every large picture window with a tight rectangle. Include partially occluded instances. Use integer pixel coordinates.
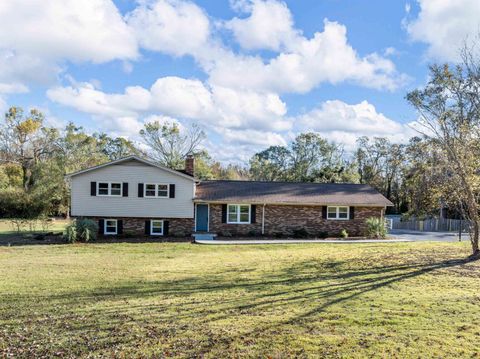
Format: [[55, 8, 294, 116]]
[[144, 183, 169, 198], [150, 220, 164, 235], [327, 206, 349, 220], [97, 182, 122, 196], [227, 204, 250, 224]]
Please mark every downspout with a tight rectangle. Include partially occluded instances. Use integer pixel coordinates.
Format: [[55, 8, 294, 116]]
[[262, 204, 266, 235]]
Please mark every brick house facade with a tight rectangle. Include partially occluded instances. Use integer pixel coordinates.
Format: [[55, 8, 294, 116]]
[[67, 156, 392, 239], [208, 204, 383, 237]]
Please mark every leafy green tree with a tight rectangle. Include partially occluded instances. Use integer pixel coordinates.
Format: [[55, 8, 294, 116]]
[[406, 47, 480, 257], [250, 146, 291, 181], [355, 136, 406, 212], [0, 107, 60, 190], [94, 133, 143, 160], [249, 133, 357, 183]]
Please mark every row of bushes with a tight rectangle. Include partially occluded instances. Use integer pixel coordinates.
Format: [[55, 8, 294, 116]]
[[63, 219, 190, 243], [64, 216, 387, 243], [219, 217, 387, 239]]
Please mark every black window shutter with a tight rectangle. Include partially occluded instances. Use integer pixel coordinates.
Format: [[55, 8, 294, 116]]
[[221, 204, 227, 223], [138, 183, 144, 197], [322, 206, 327, 219], [117, 220, 123, 234], [122, 183, 128, 197], [164, 220, 169, 236], [91, 182, 97, 196], [169, 184, 175, 198], [98, 219, 104, 234], [350, 207, 355, 220], [145, 220, 150, 235], [251, 205, 257, 223]]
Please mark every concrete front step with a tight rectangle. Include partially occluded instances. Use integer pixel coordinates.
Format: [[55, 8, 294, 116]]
[[192, 233, 217, 241]]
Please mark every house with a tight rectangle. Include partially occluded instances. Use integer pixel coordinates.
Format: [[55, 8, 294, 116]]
[[66, 155, 392, 238]]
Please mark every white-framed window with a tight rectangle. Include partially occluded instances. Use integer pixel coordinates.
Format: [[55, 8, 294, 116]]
[[227, 204, 251, 224], [150, 220, 164, 235], [104, 219, 118, 234], [144, 183, 169, 198], [327, 206, 350, 220], [97, 182, 122, 196]]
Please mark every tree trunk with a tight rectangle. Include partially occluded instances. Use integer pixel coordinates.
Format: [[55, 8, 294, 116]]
[[22, 163, 28, 191], [470, 220, 480, 259]]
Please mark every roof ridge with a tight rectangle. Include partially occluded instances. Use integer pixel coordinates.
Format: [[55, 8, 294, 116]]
[[200, 179, 369, 185]]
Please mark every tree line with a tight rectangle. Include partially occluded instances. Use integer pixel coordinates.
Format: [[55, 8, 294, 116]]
[[1, 43, 480, 256]]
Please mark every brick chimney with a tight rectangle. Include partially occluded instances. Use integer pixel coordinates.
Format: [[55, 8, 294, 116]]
[[185, 154, 195, 177]]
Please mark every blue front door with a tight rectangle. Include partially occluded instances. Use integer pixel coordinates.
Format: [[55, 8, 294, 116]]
[[196, 204, 209, 232]]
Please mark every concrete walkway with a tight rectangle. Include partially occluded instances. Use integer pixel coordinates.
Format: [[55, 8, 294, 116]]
[[388, 229, 463, 242], [195, 238, 412, 245]]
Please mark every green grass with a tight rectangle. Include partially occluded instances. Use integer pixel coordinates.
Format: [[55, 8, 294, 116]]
[[0, 241, 479, 358]]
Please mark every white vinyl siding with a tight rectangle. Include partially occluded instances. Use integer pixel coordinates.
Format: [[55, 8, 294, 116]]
[[150, 220, 164, 235], [70, 160, 195, 218], [227, 204, 250, 224], [327, 206, 349, 220]]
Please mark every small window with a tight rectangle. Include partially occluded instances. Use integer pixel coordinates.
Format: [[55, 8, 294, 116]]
[[104, 219, 117, 235], [327, 206, 350, 220], [145, 184, 156, 197], [97, 182, 122, 196], [144, 184, 169, 198], [98, 182, 109, 195], [110, 183, 121, 196], [157, 184, 168, 197], [151, 220, 164, 235], [227, 204, 250, 224], [228, 205, 238, 223]]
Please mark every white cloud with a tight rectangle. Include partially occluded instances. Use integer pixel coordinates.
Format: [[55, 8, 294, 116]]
[[213, 19, 406, 93], [0, 0, 137, 63], [226, 0, 299, 51], [406, 0, 480, 62], [47, 82, 151, 118], [0, 0, 137, 90], [217, 128, 287, 147], [150, 77, 214, 119], [122, 0, 406, 94], [297, 100, 416, 150], [127, 0, 210, 57], [47, 76, 290, 132], [0, 82, 29, 95]]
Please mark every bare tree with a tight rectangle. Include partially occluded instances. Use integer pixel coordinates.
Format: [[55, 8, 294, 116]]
[[0, 107, 59, 190], [406, 43, 480, 258], [140, 121, 205, 169]]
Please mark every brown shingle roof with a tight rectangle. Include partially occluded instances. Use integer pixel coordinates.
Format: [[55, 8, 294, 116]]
[[195, 180, 393, 206]]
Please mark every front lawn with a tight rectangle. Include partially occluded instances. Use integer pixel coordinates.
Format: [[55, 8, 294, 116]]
[[0, 241, 479, 357]]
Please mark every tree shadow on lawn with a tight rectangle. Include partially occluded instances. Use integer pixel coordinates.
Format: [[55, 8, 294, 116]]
[[12, 256, 476, 320], [2, 254, 478, 356]]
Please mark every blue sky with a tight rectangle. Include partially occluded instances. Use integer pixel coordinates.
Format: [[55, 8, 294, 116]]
[[0, 0, 479, 163]]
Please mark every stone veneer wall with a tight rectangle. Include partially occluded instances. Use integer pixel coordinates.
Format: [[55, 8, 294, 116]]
[[208, 204, 384, 237], [78, 216, 194, 237]]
